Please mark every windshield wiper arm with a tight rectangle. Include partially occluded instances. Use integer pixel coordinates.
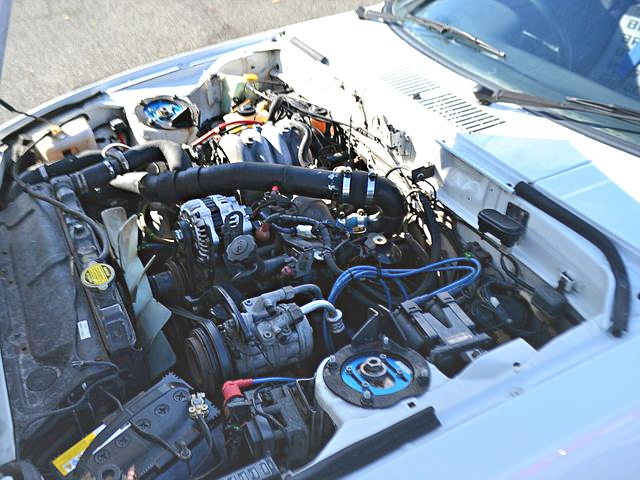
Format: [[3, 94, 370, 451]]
[[355, 6, 506, 58], [474, 85, 640, 123]]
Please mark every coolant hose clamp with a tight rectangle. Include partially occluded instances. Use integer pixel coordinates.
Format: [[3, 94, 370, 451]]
[[365, 172, 377, 205], [102, 144, 130, 172], [70, 171, 89, 194], [102, 159, 117, 179], [37, 165, 49, 180], [341, 168, 352, 202]]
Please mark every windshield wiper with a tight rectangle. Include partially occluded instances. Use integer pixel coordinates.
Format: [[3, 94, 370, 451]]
[[473, 85, 640, 123], [355, 6, 506, 58]]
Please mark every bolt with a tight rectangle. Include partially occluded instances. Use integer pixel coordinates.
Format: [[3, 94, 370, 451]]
[[361, 390, 373, 406], [362, 381, 370, 389], [157, 106, 173, 119], [417, 368, 429, 386], [327, 355, 337, 369], [345, 366, 353, 373], [382, 336, 390, 349], [379, 354, 387, 360], [264, 299, 276, 315], [510, 387, 524, 397], [71, 224, 86, 237], [178, 442, 192, 460]]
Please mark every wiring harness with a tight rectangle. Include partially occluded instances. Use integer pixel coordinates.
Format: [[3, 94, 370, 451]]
[[324, 257, 482, 351]]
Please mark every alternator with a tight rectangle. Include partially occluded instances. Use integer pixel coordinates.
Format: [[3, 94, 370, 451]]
[[178, 195, 252, 263]]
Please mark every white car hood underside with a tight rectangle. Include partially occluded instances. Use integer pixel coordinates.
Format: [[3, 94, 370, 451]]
[[282, 10, 640, 267]]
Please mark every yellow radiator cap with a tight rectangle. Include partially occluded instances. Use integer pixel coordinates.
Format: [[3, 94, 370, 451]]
[[80, 263, 115, 291]]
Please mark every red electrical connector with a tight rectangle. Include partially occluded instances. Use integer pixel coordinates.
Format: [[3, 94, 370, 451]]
[[221, 378, 254, 405]]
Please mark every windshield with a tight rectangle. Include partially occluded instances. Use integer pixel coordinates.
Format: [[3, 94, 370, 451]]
[[390, 0, 640, 153]]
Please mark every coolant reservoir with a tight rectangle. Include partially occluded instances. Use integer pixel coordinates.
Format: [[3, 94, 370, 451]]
[[222, 100, 269, 124], [35, 116, 97, 163]]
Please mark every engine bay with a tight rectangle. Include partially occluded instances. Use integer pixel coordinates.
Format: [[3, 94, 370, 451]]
[[0, 43, 594, 479]]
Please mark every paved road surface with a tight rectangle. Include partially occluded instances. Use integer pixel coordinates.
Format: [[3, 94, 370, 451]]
[[0, 0, 375, 124]]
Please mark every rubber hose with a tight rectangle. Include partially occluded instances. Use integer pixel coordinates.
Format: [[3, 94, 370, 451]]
[[60, 140, 190, 192], [267, 95, 286, 122], [290, 119, 312, 166], [138, 162, 406, 234], [20, 140, 190, 188], [19, 149, 102, 185], [291, 284, 323, 300]]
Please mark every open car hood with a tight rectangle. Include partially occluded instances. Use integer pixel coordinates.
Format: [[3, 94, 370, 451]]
[[0, 0, 12, 84]]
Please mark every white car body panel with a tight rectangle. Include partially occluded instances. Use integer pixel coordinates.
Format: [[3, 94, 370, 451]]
[[0, 5, 638, 479]]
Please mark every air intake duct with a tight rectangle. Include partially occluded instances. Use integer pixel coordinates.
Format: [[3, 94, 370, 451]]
[[138, 163, 406, 233]]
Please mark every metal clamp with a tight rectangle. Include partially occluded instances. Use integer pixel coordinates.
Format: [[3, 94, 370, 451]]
[[101, 143, 130, 172], [102, 159, 116, 179], [37, 165, 49, 180], [341, 168, 352, 201], [365, 172, 377, 205], [70, 171, 89, 193]]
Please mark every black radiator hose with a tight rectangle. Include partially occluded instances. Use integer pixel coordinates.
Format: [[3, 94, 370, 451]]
[[19, 140, 190, 187], [44, 140, 192, 192], [138, 163, 406, 233], [19, 150, 103, 185], [132, 140, 192, 171]]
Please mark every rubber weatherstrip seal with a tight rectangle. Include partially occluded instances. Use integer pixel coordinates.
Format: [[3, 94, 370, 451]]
[[514, 181, 630, 336], [292, 407, 440, 479]]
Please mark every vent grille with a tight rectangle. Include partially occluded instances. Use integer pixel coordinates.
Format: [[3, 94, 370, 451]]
[[382, 70, 505, 133]]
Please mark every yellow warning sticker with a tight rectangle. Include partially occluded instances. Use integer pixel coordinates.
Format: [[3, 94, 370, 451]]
[[80, 263, 114, 290], [52, 424, 105, 476]]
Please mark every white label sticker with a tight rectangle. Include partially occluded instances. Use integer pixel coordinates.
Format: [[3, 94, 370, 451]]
[[77, 320, 91, 340]]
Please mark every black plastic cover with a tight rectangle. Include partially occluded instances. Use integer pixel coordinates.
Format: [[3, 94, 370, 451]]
[[478, 208, 524, 247]]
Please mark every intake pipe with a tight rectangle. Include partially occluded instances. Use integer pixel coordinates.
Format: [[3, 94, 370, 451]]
[[138, 163, 406, 233], [50, 140, 192, 192]]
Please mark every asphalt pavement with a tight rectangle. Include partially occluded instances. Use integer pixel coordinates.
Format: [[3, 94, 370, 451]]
[[0, 0, 375, 124]]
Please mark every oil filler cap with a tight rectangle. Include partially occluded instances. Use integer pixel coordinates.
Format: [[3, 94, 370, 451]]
[[80, 262, 115, 291], [226, 235, 257, 264]]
